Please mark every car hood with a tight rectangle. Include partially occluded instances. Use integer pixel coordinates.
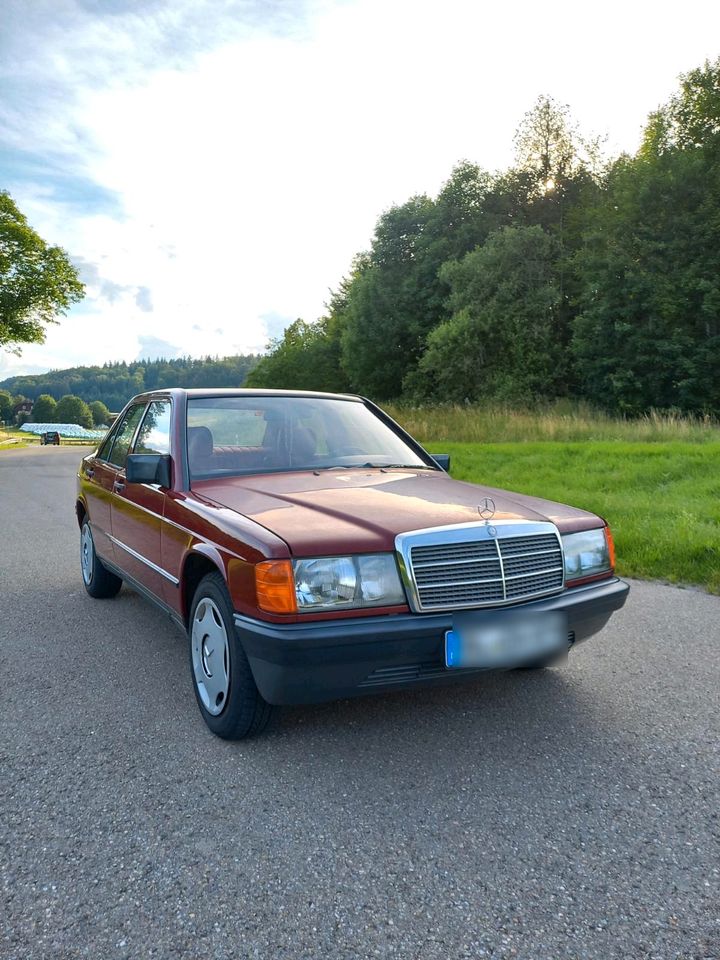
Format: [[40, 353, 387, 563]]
[[191, 469, 602, 556]]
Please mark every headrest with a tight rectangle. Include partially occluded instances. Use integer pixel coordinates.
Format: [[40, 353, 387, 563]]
[[188, 425, 213, 461], [288, 425, 316, 464]]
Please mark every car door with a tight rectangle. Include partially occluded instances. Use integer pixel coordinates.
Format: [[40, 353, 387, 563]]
[[110, 399, 173, 601], [81, 407, 142, 564]]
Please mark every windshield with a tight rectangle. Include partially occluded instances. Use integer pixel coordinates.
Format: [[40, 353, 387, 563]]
[[186, 396, 432, 480]]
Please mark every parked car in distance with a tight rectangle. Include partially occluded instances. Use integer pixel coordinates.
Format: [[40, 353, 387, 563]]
[[40, 431, 61, 445], [76, 389, 629, 739]]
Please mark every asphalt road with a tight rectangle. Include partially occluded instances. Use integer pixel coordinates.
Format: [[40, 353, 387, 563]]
[[1, 446, 718, 960]]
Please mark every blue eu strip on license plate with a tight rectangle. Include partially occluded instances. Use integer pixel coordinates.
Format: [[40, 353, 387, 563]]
[[445, 611, 567, 669], [445, 629, 463, 667]]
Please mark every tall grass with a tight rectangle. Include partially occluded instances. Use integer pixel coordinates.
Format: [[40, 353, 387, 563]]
[[387, 401, 720, 444]]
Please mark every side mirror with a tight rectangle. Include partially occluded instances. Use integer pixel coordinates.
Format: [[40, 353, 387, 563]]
[[126, 453, 172, 488], [431, 454, 451, 472]]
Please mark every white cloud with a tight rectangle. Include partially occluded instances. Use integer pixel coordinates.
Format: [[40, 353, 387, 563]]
[[3, 0, 720, 378]]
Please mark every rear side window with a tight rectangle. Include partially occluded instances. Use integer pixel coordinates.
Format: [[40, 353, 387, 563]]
[[187, 404, 267, 446], [96, 424, 119, 462], [134, 400, 172, 455], [107, 404, 146, 467]]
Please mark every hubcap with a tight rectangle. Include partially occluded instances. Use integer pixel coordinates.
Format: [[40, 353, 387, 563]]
[[81, 524, 94, 585], [191, 598, 230, 716]]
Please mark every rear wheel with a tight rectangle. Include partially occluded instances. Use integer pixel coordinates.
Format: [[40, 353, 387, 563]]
[[80, 518, 122, 599], [189, 572, 274, 739]]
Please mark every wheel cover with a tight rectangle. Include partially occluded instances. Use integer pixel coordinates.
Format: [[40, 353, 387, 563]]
[[81, 524, 94, 585], [191, 598, 230, 716]]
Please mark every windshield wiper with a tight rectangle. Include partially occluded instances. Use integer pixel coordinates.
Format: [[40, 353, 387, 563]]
[[310, 460, 438, 473], [311, 462, 437, 474], [360, 463, 437, 470]]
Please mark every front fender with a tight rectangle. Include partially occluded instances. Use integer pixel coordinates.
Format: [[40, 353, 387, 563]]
[[179, 541, 258, 621]]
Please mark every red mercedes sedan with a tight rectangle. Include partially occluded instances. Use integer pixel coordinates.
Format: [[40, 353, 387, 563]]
[[76, 389, 628, 739]]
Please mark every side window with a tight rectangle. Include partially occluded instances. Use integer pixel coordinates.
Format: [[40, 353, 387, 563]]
[[96, 424, 118, 462], [107, 404, 146, 468], [134, 400, 172, 455]]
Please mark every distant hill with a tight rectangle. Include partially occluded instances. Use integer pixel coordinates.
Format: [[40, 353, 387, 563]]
[[1, 355, 260, 411]]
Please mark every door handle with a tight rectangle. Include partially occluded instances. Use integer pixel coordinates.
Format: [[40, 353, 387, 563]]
[[113, 480, 125, 492], [85, 468, 94, 478]]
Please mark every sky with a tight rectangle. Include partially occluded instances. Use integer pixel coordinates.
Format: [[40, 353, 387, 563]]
[[2, 0, 719, 380]]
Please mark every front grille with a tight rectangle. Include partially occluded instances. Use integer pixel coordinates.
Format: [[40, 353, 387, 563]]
[[399, 524, 564, 612]]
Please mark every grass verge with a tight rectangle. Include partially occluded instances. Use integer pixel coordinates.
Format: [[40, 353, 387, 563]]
[[423, 440, 720, 595], [0, 429, 33, 449]]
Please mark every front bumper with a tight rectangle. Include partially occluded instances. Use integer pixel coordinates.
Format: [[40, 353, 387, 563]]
[[235, 577, 630, 705]]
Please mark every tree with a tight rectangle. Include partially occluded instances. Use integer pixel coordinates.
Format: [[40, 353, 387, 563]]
[[0, 192, 85, 352], [573, 59, 720, 413], [89, 400, 110, 427], [339, 198, 438, 399], [247, 317, 349, 393], [32, 394, 57, 423], [513, 95, 604, 198], [55, 394, 93, 428], [0, 388, 12, 422], [415, 226, 564, 403]]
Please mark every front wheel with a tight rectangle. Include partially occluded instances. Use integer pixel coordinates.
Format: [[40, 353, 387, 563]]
[[189, 572, 274, 739], [80, 519, 122, 599]]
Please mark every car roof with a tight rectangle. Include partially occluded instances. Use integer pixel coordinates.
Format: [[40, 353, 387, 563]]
[[129, 388, 364, 403]]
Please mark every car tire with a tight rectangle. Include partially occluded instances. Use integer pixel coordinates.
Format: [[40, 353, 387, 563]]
[[80, 518, 122, 599], [189, 572, 274, 740]]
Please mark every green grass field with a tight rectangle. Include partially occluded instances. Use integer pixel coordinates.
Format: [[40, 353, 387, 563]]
[[421, 440, 720, 594]]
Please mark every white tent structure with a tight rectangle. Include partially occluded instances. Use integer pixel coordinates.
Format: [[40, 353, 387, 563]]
[[20, 423, 106, 441]]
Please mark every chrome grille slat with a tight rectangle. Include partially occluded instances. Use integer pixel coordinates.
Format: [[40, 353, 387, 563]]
[[417, 575, 509, 589], [398, 521, 565, 612], [414, 555, 501, 568], [504, 566, 564, 581], [415, 561, 503, 585]]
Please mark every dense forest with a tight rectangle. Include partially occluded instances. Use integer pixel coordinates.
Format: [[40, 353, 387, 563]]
[[0, 354, 259, 411], [247, 60, 720, 415]]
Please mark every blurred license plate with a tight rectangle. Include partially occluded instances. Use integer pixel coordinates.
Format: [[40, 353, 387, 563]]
[[445, 611, 567, 669]]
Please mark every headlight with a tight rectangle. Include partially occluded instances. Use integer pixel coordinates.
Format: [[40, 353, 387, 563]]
[[294, 554, 406, 611], [562, 527, 613, 583]]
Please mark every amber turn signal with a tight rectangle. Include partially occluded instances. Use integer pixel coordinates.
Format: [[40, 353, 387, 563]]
[[604, 525, 616, 571], [255, 559, 297, 614]]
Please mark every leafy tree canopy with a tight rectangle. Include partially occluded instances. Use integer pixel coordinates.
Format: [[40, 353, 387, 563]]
[[31, 393, 57, 423], [0, 192, 84, 353], [413, 226, 563, 403], [247, 317, 349, 393], [88, 400, 110, 426], [573, 59, 720, 413], [0, 388, 12, 421], [55, 394, 93, 429]]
